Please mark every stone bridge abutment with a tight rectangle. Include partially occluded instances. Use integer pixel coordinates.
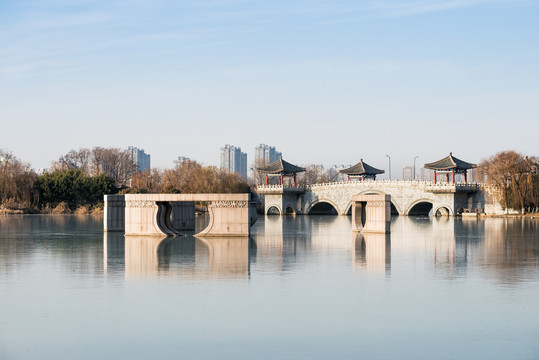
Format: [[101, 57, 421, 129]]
[[105, 193, 258, 237]]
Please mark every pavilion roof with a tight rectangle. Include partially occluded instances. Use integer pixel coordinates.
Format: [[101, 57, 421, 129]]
[[256, 157, 305, 174], [339, 159, 384, 176], [424, 152, 476, 171]]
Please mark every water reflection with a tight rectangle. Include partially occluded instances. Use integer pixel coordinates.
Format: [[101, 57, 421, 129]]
[[354, 232, 391, 274], [0, 215, 104, 279], [2, 217, 539, 359], [255, 215, 393, 273], [0, 215, 537, 285], [113, 235, 252, 279], [103, 231, 124, 274]]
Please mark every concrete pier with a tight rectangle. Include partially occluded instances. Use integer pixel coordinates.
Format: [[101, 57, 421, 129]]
[[104, 193, 257, 237], [351, 194, 391, 233]]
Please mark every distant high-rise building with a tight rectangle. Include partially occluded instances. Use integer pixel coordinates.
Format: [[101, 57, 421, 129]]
[[173, 156, 191, 169], [220, 144, 247, 179], [128, 146, 151, 172], [254, 144, 282, 165], [402, 166, 414, 181], [419, 167, 435, 182]]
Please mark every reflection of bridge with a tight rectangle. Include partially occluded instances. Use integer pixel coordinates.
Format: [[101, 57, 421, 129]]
[[257, 180, 481, 216]]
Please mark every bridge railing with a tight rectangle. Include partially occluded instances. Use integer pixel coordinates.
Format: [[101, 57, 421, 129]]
[[255, 185, 306, 193], [256, 180, 480, 191], [307, 180, 479, 189]]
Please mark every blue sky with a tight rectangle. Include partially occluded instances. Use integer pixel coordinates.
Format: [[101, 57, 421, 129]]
[[1, 0, 538, 176]]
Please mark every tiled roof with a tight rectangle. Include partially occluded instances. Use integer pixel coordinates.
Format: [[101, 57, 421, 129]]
[[256, 157, 305, 174], [339, 159, 384, 175], [424, 153, 476, 170]]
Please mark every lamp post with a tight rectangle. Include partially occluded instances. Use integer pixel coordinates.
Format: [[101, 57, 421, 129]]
[[385, 155, 391, 180], [413, 156, 420, 181]]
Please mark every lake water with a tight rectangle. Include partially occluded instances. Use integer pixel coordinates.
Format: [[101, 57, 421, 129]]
[[0, 215, 538, 359]]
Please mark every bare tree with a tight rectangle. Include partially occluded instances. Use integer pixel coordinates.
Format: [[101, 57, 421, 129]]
[[127, 161, 249, 194], [0, 150, 36, 207], [251, 159, 268, 186], [54, 147, 138, 184], [479, 151, 538, 213], [297, 164, 332, 186], [52, 148, 92, 173], [92, 147, 137, 184], [162, 160, 202, 192]]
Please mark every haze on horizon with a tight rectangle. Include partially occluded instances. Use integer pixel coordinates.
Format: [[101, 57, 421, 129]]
[[1, 0, 538, 177]]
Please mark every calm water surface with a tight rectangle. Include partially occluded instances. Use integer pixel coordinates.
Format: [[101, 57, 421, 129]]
[[1, 215, 538, 359]]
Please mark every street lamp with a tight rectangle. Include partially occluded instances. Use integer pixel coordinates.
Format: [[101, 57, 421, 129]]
[[413, 156, 420, 181], [385, 155, 391, 180]]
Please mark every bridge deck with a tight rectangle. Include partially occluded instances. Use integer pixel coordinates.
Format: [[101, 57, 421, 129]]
[[257, 180, 478, 193], [256, 180, 482, 216]]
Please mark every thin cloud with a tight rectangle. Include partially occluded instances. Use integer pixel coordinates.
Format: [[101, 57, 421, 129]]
[[369, 0, 514, 17], [23, 11, 112, 30]]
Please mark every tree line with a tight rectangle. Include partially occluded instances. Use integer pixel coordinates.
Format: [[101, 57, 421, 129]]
[[0, 148, 249, 213], [1, 148, 536, 214], [124, 160, 249, 194]]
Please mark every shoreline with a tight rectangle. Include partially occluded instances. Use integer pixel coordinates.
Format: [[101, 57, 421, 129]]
[[479, 213, 538, 219], [1, 209, 537, 219]]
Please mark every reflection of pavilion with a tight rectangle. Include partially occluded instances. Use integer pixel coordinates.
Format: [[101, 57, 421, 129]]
[[103, 233, 252, 279]]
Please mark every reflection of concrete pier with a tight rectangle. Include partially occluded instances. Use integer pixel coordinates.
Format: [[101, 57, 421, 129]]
[[104, 194, 257, 237], [354, 232, 391, 273], [103, 231, 125, 274], [123, 236, 251, 278]]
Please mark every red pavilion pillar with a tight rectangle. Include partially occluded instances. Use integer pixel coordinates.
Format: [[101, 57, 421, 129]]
[[446, 173, 449, 183], [464, 172, 467, 183], [434, 171, 437, 184], [266, 175, 268, 186], [280, 175, 283, 186], [294, 174, 296, 187], [452, 171, 455, 184]]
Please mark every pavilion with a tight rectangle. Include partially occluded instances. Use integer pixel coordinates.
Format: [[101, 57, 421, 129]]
[[424, 152, 476, 184], [256, 157, 305, 186], [339, 159, 384, 181]]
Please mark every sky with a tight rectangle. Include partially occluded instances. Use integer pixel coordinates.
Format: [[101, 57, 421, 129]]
[[1, 0, 538, 178]]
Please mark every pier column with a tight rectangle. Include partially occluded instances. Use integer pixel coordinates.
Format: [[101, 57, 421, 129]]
[[104, 195, 125, 232], [351, 194, 391, 233]]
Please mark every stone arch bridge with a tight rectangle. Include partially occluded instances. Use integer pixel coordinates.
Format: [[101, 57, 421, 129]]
[[256, 180, 482, 216]]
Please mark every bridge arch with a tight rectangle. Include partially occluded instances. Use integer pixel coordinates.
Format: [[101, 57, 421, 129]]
[[433, 205, 453, 216], [406, 199, 434, 216], [284, 206, 296, 215], [344, 190, 403, 216], [266, 205, 282, 215], [307, 199, 340, 215]]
